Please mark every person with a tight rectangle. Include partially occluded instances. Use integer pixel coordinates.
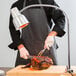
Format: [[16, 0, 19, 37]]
[[8, 0, 65, 67]]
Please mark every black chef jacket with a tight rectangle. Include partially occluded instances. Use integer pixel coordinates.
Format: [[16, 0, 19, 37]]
[[8, 0, 65, 52]]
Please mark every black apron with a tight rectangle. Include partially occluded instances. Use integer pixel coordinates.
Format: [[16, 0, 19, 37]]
[[21, 8, 50, 55], [15, 0, 57, 66]]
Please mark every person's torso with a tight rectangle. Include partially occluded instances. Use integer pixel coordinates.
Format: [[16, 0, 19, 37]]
[[12, 0, 54, 55]]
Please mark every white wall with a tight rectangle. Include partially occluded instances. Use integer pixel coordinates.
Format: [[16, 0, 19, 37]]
[[56, 0, 76, 65], [0, 0, 17, 67], [0, 0, 76, 67]]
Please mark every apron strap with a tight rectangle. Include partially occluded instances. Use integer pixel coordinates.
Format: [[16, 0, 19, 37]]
[[38, 0, 48, 25], [38, 0, 42, 4], [23, 0, 26, 8], [23, 0, 43, 8]]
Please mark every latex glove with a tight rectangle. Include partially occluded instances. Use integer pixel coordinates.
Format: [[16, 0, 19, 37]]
[[18, 44, 30, 59], [44, 36, 54, 50]]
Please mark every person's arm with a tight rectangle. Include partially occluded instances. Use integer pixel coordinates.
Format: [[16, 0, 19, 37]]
[[44, 0, 65, 49], [8, 2, 24, 50], [8, 15, 24, 50], [47, 0, 66, 37], [8, 2, 30, 59]]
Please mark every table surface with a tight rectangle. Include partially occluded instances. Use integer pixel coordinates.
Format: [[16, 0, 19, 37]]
[[6, 65, 76, 73], [1, 66, 76, 72], [6, 65, 76, 76], [1, 66, 76, 76]]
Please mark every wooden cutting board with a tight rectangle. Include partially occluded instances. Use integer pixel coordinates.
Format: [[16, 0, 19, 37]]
[[6, 65, 76, 76]]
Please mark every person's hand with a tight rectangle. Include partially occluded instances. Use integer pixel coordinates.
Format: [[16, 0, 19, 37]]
[[18, 44, 30, 59], [44, 36, 54, 50], [44, 31, 57, 50]]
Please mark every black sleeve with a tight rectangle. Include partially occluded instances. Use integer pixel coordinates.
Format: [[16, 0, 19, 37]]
[[8, 2, 24, 50], [47, 0, 66, 37]]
